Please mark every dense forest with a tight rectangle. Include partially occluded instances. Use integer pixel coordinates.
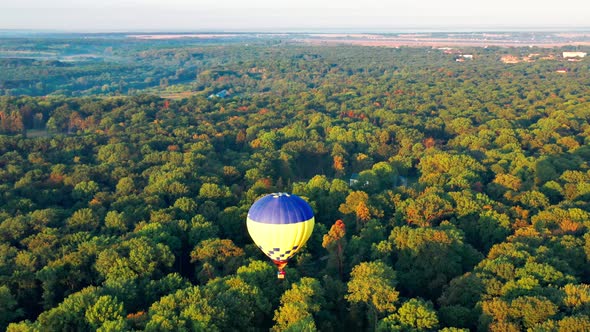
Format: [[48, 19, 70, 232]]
[[1, 38, 590, 331]]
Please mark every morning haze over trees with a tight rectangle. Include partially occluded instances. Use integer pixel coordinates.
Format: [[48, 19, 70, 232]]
[[0, 32, 590, 331]]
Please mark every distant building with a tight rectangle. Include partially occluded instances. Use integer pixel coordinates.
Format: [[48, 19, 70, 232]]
[[455, 54, 473, 62], [563, 52, 587, 58], [349, 173, 360, 187], [349, 173, 370, 187], [208, 89, 229, 99], [439, 48, 462, 55], [556, 68, 568, 73], [398, 176, 408, 187]]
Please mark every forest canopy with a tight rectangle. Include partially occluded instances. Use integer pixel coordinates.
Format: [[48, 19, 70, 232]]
[[1, 36, 590, 331]]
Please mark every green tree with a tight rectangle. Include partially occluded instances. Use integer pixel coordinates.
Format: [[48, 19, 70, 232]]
[[378, 298, 439, 331], [322, 219, 347, 278], [190, 238, 245, 283], [273, 278, 325, 332], [104, 210, 128, 232], [397, 189, 453, 227], [35, 287, 101, 331], [384, 225, 481, 299], [0, 286, 23, 330], [346, 261, 399, 330], [85, 295, 125, 330], [67, 208, 100, 232], [145, 286, 218, 331]]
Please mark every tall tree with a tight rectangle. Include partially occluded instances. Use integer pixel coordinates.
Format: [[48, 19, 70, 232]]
[[346, 261, 399, 330]]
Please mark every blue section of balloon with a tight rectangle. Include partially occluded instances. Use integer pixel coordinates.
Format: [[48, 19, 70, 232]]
[[247, 193, 314, 224]]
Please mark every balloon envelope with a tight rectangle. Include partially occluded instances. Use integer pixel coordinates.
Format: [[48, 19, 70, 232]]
[[247, 193, 314, 267]]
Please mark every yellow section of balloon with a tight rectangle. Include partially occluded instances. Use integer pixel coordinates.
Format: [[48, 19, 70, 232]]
[[246, 216, 315, 262]]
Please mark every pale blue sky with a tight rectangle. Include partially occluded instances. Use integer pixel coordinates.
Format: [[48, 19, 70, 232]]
[[1, 0, 589, 31]]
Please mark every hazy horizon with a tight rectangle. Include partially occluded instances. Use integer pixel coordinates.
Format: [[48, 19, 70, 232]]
[[2, 26, 590, 34], [2, 0, 589, 32]]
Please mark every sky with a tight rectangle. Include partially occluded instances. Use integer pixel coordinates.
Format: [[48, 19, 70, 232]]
[[1, 0, 589, 31]]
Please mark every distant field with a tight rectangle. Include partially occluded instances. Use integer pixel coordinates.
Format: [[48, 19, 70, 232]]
[[26, 129, 51, 138], [128, 34, 239, 40], [159, 91, 201, 99], [0, 50, 58, 58], [297, 35, 590, 48]]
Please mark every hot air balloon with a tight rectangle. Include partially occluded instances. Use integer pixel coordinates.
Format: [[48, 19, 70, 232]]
[[247, 193, 314, 279]]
